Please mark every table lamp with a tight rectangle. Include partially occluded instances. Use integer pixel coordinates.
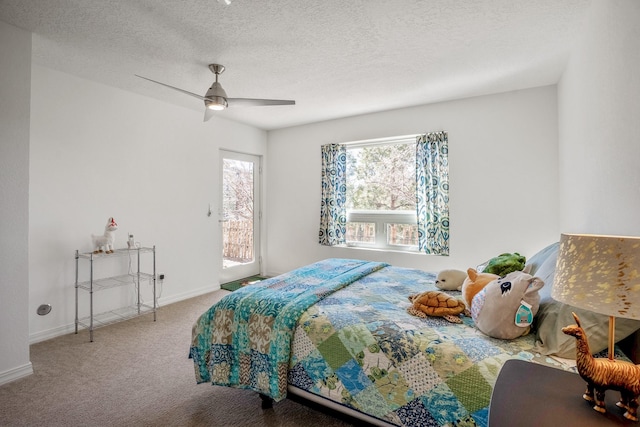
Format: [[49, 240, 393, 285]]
[[552, 233, 640, 360]]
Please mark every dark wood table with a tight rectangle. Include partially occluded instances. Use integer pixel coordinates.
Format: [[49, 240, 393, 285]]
[[489, 359, 636, 426]]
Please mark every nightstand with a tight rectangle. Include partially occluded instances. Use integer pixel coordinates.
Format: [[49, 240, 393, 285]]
[[489, 359, 636, 426]]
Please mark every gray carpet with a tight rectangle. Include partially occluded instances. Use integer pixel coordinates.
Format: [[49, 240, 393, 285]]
[[0, 290, 354, 427]]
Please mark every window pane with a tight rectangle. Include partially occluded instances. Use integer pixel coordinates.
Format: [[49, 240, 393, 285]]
[[387, 223, 418, 247], [346, 144, 416, 211], [222, 159, 254, 268], [344, 139, 419, 252], [346, 222, 375, 244]]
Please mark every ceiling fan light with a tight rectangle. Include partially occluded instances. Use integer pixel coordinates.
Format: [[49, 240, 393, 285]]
[[205, 97, 227, 111]]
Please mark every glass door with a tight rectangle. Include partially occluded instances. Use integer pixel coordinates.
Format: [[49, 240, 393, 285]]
[[219, 150, 261, 284]]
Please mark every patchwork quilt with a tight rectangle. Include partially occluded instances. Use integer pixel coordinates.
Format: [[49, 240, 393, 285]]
[[191, 258, 573, 426], [190, 258, 388, 401]]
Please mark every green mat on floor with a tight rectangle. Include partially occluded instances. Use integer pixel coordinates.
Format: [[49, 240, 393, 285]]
[[220, 275, 268, 292]]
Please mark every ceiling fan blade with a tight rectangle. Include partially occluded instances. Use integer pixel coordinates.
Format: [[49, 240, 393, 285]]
[[227, 98, 295, 107], [135, 75, 207, 101]]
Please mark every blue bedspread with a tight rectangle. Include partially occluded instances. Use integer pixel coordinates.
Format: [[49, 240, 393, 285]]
[[190, 258, 387, 401]]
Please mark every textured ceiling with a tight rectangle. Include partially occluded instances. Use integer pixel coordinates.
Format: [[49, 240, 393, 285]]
[[0, 0, 591, 130]]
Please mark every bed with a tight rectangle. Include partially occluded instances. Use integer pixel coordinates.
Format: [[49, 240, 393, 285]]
[[189, 248, 640, 426]]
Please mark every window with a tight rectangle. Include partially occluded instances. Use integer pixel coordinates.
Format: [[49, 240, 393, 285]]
[[345, 137, 419, 251], [319, 132, 449, 255]]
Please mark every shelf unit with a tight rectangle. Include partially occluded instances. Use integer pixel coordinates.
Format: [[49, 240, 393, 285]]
[[75, 246, 156, 342]]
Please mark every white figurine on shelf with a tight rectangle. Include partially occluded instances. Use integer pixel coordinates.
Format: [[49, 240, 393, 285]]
[[92, 217, 118, 254]]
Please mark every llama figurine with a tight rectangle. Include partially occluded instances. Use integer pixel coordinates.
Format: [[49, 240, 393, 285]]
[[562, 312, 640, 421], [92, 217, 118, 254]]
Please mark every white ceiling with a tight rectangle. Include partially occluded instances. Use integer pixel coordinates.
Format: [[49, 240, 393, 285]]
[[0, 0, 591, 130]]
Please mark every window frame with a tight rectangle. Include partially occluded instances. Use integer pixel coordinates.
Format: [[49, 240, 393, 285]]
[[344, 135, 419, 253], [346, 210, 419, 251]]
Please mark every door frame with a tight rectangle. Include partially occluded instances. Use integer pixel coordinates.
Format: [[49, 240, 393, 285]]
[[219, 150, 262, 284]]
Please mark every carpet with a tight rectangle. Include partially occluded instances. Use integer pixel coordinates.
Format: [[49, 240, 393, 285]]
[[0, 289, 354, 427], [220, 275, 268, 292]]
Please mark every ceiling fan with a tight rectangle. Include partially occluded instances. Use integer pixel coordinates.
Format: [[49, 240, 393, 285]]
[[136, 64, 295, 121]]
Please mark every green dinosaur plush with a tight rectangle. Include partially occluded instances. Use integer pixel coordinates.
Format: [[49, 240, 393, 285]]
[[483, 252, 526, 277]]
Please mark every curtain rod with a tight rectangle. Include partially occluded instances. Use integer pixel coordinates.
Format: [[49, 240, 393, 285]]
[[343, 134, 419, 148]]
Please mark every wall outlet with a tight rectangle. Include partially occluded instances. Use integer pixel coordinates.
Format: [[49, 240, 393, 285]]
[[158, 273, 165, 280]]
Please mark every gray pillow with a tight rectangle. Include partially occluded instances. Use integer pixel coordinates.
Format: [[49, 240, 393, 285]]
[[532, 243, 559, 303], [532, 242, 640, 358], [525, 242, 559, 276]]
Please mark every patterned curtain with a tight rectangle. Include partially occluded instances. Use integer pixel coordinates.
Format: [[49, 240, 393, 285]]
[[416, 132, 449, 255], [319, 144, 347, 246]]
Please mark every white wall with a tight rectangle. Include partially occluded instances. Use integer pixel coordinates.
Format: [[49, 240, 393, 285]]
[[0, 21, 33, 384], [558, 0, 640, 236], [265, 86, 560, 276], [15, 0, 639, 381], [28, 65, 267, 342]]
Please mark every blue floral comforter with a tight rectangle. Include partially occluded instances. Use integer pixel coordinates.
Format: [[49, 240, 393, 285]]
[[191, 258, 570, 426]]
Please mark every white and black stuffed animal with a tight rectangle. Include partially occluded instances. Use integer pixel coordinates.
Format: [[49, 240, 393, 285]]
[[435, 269, 467, 291]]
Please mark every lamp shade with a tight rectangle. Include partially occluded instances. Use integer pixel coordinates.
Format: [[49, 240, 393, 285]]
[[552, 233, 640, 319]]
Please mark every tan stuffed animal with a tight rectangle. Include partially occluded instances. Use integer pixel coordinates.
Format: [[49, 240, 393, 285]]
[[407, 291, 470, 323], [461, 268, 499, 310]]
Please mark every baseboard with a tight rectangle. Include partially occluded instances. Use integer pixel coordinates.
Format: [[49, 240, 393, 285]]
[[28, 284, 221, 344], [0, 362, 33, 386], [156, 284, 221, 306], [265, 270, 285, 278], [29, 324, 76, 344]]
